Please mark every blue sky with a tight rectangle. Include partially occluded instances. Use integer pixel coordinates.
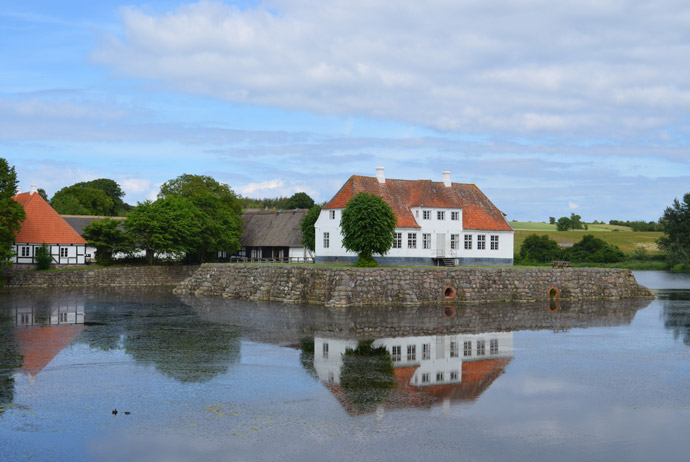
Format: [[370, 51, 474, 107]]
[[2, 0, 689, 221]]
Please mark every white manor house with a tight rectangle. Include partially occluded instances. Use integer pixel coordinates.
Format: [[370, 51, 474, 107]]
[[314, 168, 514, 266]]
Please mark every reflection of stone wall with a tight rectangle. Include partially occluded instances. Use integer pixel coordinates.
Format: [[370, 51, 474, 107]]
[[183, 296, 652, 342], [5, 266, 197, 288], [175, 264, 654, 307]]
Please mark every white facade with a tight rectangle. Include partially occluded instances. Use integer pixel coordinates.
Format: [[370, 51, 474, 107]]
[[314, 206, 514, 265], [13, 243, 87, 265]]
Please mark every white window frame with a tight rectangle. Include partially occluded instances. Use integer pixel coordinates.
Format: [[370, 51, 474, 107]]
[[464, 341, 472, 357], [392, 345, 401, 362], [450, 341, 458, 358], [393, 232, 402, 249], [490, 235, 499, 250], [450, 371, 459, 381], [323, 232, 330, 249], [21, 246, 31, 257], [464, 235, 472, 250], [60, 247, 68, 258], [423, 210, 431, 220], [490, 339, 499, 355], [323, 342, 329, 359], [477, 235, 486, 250], [450, 234, 459, 250], [421, 373, 430, 384], [451, 211, 459, 221], [422, 343, 431, 360], [329, 210, 336, 220], [423, 233, 431, 250], [437, 211, 445, 220], [477, 340, 486, 356], [407, 232, 417, 249], [436, 372, 444, 382], [407, 345, 416, 361]]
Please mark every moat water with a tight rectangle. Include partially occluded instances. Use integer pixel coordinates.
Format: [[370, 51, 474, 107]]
[[1, 271, 689, 461]]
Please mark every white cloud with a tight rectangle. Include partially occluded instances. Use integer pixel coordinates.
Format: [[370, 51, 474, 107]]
[[92, 0, 690, 137], [569, 201, 580, 210], [237, 179, 285, 196]]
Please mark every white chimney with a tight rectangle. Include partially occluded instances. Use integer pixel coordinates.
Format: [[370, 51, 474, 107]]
[[16, 186, 21, 195], [30, 184, 38, 195], [442, 170, 451, 187], [376, 167, 385, 184]]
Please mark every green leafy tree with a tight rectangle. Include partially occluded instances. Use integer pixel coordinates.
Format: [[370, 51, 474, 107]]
[[556, 216, 571, 231], [82, 218, 129, 265], [569, 213, 583, 230], [159, 174, 242, 262], [285, 192, 315, 210], [549, 217, 556, 225], [125, 196, 201, 265], [37, 188, 48, 201], [0, 158, 25, 274], [35, 243, 52, 270], [300, 205, 322, 252], [564, 234, 624, 263], [657, 192, 690, 267], [340, 193, 396, 267], [51, 186, 114, 215], [519, 234, 562, 263]]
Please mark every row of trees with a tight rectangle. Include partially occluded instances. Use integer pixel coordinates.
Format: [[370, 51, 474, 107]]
[[518, 234, 625, 264], [83, 174, 243, 265]]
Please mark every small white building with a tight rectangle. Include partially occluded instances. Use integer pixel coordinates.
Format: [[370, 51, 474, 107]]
[[11, 186, 88, 265], [315, 168, 514, 266]]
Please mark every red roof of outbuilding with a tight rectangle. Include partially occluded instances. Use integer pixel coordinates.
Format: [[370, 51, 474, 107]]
[[324, 175, 513, 231], [12, 192, 87, 245]]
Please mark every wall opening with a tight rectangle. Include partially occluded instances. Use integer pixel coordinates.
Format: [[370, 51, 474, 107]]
[[443, 286, 457, 299], [548, 286, 560, 300]]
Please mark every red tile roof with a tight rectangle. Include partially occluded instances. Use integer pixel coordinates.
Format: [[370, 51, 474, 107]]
[[324, 175, 513, 231], [12, 192, 87, 245]]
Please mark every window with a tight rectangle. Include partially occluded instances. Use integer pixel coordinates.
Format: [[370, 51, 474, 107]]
[[450, 234, 459, 250], [20, 314, 31, 325], [451, 211, 459, 221], [464, 235, 472, 250], [323, 232, 330, 249], [421, 373, 430, 384], [464, 341, 472, 356], [422, 343, 431, 360], [490, 235, 499, 250], [477, 340, 486, 356], [490, 339, 499, 355], [407, 345, 416, 361], [329, 210, 336, 220], [450, 371, 459, 381], [21, 246, 30, 257], [423, 233, 431, 249], [59, 312, 68, 323], [393, 232, 402, 249], [436, 372, 444, 382], [477, 235, 486, 250], [60, 248, 68, 258], [322, 342, 329, 359], [392, 346, 402, 362], [437, 211, 445, 220], [408, 233, 417, 249], [450, 341, 458, 358], [423, 210, 431, 220]]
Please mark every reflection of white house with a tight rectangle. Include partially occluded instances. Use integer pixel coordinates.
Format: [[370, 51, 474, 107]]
[[11, 187, 88, 265], [13, 301, 85, 379], [314, 331, 513, 414], [314, 168, 514, 266]]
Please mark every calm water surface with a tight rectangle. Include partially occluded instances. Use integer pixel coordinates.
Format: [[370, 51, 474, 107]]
[[1, 271, 689, 461]]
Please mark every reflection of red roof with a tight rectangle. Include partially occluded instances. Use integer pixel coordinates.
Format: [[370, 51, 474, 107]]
[[324, 175, 513, 231], [12, 193, 87, 244], [16, 325, 85, 376], [326, 358, 512, 416]]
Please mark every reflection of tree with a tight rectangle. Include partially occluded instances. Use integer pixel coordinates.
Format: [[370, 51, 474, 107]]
[[0, 311, 22, 416], [124, 317, 240, 383], [662, 293, 690, 347], [340, 340, 394, 412], [299, 338, 317, 378]]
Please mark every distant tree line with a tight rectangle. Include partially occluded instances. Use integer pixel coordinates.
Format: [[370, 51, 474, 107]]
[[518, 233, 624, 264], [239, 192, 315, 210], [608, 219, 663, 232]]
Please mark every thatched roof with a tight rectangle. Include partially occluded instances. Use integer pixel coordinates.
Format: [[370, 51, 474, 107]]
[[241, 209, 308, 247], [61, 215, 126, 236]]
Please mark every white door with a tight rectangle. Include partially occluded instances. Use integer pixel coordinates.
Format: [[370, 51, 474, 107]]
[[436, 234, 446, 257]]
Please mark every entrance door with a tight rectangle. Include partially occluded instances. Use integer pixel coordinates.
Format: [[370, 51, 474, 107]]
[[436, 234, 446, 257]]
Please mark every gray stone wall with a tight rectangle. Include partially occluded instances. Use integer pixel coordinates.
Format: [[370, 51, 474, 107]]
[[174, 264, 653, 307], [5, 265, 197, 288]]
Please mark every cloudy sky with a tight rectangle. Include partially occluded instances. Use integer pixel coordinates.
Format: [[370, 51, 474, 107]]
[[2, 0, 689, 221]]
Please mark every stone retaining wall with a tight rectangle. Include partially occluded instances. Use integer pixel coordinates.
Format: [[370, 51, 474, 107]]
[[174, 264, 653, 307], [4, 265, 197, 288]]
